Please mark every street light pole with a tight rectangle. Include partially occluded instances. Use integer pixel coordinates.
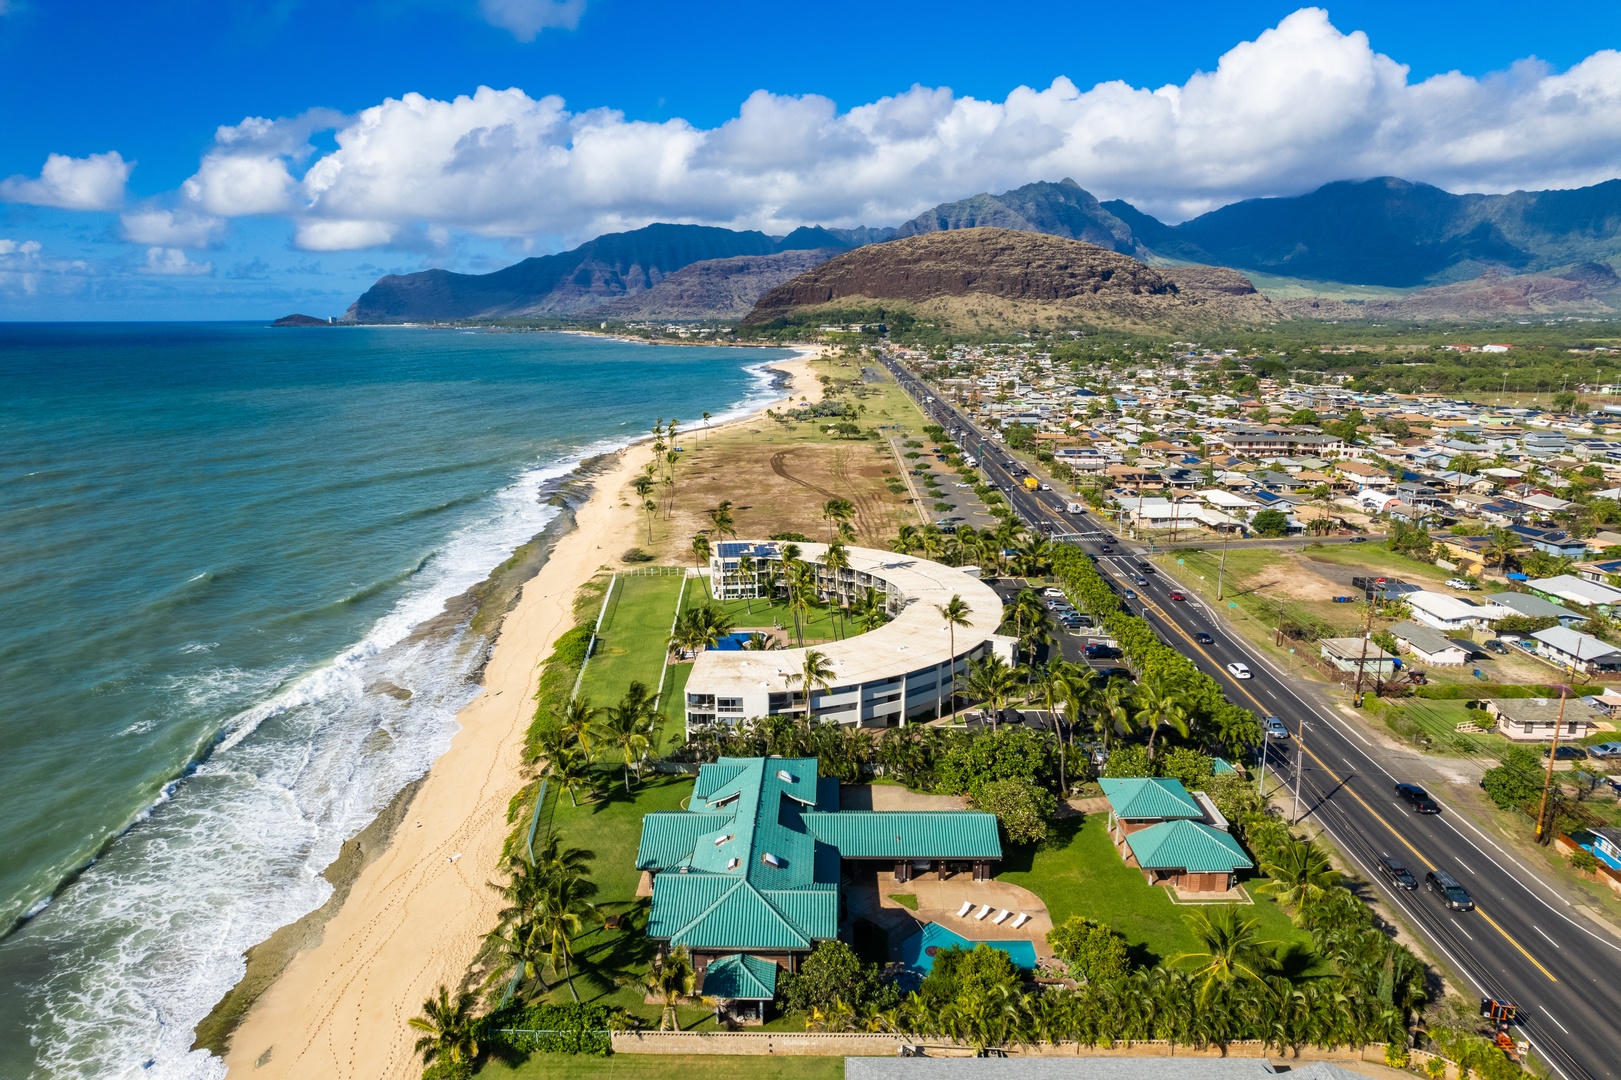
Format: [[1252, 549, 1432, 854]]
[[1535, 657, 1581, 843], [1216, 526, 1231, 601]]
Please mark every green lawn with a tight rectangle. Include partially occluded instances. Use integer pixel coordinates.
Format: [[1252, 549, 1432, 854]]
[[480, 1054, 845, 1080], [1385, 697, 1510, 757], [998, 814, 1320, 975], [1298, 541, 1452, 585], [578, 573, 688, 710], [681, 587, 852, 647]]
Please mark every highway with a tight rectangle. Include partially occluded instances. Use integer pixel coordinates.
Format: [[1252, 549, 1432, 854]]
[[881, 355, 1621, 1080]]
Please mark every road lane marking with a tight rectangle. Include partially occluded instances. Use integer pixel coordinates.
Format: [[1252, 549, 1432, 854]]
[[1546, 1012, 1572, 1035], [1459, 927, 1474, 941], [1534, 925, 1562, 949], [1457, 859, 1473, 874], [1342, 756, 1356, 768], [1476, 905, 1558, 982]]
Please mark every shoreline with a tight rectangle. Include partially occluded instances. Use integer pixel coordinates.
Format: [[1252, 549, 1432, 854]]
[[218, 350, 820, 1079]]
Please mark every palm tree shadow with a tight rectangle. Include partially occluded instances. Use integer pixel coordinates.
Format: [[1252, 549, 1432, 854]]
[[1272, 939, 1316, 980]]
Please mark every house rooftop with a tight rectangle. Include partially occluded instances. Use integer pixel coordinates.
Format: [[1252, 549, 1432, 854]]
[[1124, 819, 1253, 874], [1098, 777, 1203, 821]]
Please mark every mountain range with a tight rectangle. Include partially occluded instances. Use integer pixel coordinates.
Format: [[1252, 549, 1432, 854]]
[[340, 176, 1621, 325]]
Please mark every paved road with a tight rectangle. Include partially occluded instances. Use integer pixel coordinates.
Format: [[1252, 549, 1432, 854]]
[[881, 355, 1621, 1080]]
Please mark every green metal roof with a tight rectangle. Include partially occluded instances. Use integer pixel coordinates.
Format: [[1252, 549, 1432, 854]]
[[1125, 819, 1253, 873], [702, 953, 779, 1000], [638, 757, 1003, 953], [802, 810, 1002, 859], [1098, 777, 1204, 820]]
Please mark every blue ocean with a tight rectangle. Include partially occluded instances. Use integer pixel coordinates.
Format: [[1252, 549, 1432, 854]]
[[0, 323, 795, 1079]]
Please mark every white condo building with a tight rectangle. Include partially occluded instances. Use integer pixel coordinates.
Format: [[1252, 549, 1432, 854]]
[[684, 542, 1012, 734]]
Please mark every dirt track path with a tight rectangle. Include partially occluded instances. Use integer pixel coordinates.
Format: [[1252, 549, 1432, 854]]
[[768, 447, 889, 542]]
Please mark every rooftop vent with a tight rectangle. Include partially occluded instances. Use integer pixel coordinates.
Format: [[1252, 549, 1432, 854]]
[[761, 852, 782, 868], [727, 857, 740, 870], [713, 834, 733, 846], [776, 769, 794, 783]]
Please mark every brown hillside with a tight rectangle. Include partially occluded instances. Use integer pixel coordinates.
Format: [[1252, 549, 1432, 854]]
[[743, 228, 1276, 330], [591, 249, 836, 320]]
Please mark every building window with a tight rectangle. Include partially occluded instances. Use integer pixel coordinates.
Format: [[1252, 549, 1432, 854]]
[[716, 697, 744, 714]]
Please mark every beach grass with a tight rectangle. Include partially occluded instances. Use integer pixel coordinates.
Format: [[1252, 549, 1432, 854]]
[[998, 813, 1320, 974], [479, 1053, 845, 1080]]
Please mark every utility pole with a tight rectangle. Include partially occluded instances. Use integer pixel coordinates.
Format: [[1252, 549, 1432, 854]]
[[1216, 525, 1232, 601], [1351, 577, 1385, 708], [1535, 657, 1582, 843], [1292, 713, 1309, 824]]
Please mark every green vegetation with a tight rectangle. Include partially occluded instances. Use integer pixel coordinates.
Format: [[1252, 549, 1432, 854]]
[[478, 1056, 845, 1080], [578, 574, 687, 729]]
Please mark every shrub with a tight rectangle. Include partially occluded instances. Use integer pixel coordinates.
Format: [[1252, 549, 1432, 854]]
[[1385, 1043, 1411, 1069], [1568, 848, 1600, 874], [489, 1001, 625, 1056], [1101, 744, 1151, 778], [935, 727, 1056, 795], [1047, 917, 1130, 984], [971, 777, 1058, 845], [1157, 747, 1214, 790], [422, 1062, 474, 1080], [1481, 745, 1544, 811], [919, 944, 1022, 1003], [621, 547, 655, 563], [776, 940, 893, 1014]]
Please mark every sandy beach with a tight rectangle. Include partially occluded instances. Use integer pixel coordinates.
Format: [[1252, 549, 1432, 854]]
[[222, 350, 820, 1079]]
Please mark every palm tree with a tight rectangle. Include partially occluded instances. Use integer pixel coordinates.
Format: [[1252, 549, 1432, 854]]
[[788, 649, 836, 716], [558, 696, 597, 753], [917, 524, 945, 561], [1257, 837, 1341, 915], [706, 500, 736, 540], [543, 741, 595, 806], [645, 946, 696, 1031], [785, 559, 817, 645], [533, 861, 599, 1000], [1485, 526, 1518, 571], [963, 653, 1020, 730], [821, 541, 852, 632], [1132, 682, 1191, 764], [409, 985, 480, 1068], [702, 410, 712, 439], [690, 533, 711, 573], [892, 524, 919, 555], [1030, 661, 1083, 790], [935, 594, 973, 720], [822, 497, 855, 543], [632, 472, 655, 502], [1173, 906, 1278, 1005], [641, 497, 658, 543], [854, 586, 889, 632], [593, 681, 657, 793]]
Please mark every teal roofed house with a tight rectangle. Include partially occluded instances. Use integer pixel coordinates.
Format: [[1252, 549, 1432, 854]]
[[1099, 776, 1250, 893], [636, 756, 1002, 1003]]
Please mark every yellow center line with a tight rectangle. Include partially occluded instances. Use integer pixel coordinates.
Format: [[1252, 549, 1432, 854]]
[[1108, 564, 1559, 984], [1476, 905, 1559, 981]]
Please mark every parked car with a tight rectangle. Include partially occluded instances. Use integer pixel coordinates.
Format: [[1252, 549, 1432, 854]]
[[1396, 783, 1440, 814], [1349, 536, 1367, 543], [1195, 632, 1214, 645], [1484, 639, 1510, 655], [1043, 587, 1066, 598], [1544, 745, 1589, 761], [1083, 643, 1121, 659], [1378, 854, 1418, 890], [1169, 591, 1186, 601], [1445, 578, 1480, 591], [1587, 741, 1621, 760], [1426, 869, 1475, 911], [1264, 716, 1289, 740], [1227, 662, 1253, 679]]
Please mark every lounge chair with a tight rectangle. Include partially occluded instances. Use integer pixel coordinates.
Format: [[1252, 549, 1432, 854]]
[[974, 904, 992, 920], [1011, 913, 1031, 929], [993, 909, 1012, 924], [957, 900, 975, 917]]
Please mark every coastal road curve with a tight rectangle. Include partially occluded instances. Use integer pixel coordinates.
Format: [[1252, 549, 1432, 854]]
[[880, 354, 1621, 1080]]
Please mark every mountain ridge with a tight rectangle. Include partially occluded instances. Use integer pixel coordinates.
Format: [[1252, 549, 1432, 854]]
[[343, 176, 1621, 324]]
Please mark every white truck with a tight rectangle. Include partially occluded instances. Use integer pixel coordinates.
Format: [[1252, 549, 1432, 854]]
[[1065, 501, 1087, 514]]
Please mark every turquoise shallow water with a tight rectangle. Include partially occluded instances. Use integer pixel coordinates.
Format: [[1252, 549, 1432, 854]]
[[0, 323, 794, 1079]]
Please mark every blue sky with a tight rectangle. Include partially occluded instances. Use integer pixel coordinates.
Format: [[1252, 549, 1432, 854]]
[[3, 0, 1621, 319]]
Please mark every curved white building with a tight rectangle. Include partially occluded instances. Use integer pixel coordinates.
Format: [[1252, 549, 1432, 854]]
[[684, 542, 1010, 733]]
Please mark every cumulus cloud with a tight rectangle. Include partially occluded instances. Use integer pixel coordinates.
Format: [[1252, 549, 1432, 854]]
[[0, 151, 132, 210], [140, 247, 213, 276], [120, 207, 226, 247], [0, 239, 92, 296], [158, 8, 1621, 249], [479, 0, 586, 41]]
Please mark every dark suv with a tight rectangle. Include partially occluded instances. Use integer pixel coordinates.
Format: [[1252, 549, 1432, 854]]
[[1377, 854, 1418, 890], [1425, 869, 1474, 911], [1396, 783, 1440, 814]]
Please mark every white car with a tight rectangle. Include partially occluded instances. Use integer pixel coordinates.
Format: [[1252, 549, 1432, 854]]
[[1043, 587, 1066, 598], [1445, 578, 1479, 590], [1226, 662, 1254, 680]]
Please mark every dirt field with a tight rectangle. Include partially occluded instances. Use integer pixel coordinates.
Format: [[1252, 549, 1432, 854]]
[[618, 356, 927, 563]]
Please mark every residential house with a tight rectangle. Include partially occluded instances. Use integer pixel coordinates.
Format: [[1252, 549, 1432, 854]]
[[1575, 559, 1621, 585], [1531, 625, 1621, 674], [1487, 592, 1589, 628], [1405, 591, 1515, 631], [1484, 697, 1601, 741], [1530, 575, 1621, 613], [1508, 525, 1588, 559], [1388, 621, 1473, 666], [637, 756, 1003, 999], [1319, 637, 1400, 676], [1098, 777, 1251, 893]]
